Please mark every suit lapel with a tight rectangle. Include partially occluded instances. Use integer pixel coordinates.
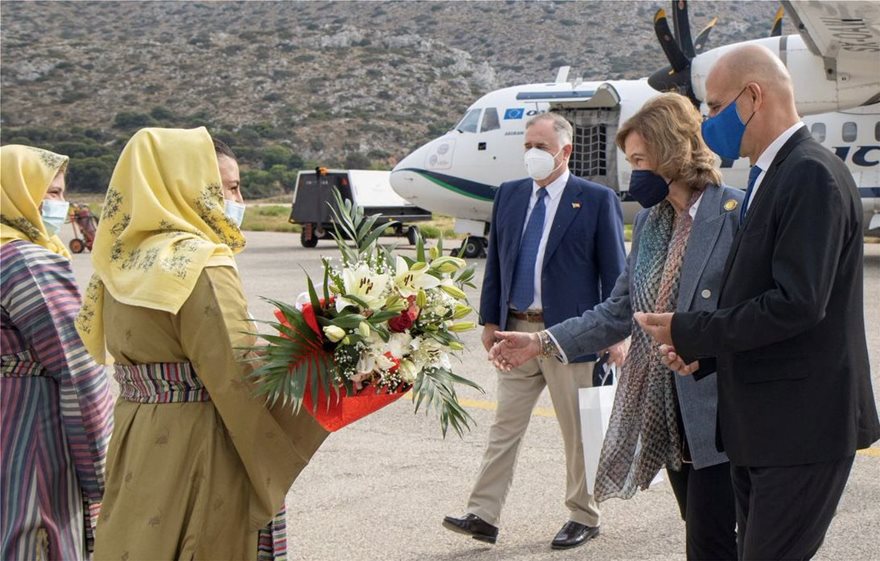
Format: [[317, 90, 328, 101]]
[[719, 127, 813, 288], [542, 177, 583, 268], [677, 186, 725, 311]]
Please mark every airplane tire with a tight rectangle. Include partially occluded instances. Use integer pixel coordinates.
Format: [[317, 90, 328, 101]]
[[301, 228, 319, 248], [460, 236, 487, 259], [406, 226, 420, 245]]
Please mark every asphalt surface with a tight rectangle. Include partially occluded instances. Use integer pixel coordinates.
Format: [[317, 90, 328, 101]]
[[64, 231, 880, 561]]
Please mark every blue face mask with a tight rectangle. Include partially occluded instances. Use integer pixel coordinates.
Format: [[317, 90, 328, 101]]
[[628, 170, 671, 208], [224, 199, 246, 228], [41, 199, 70, 236], [701, 86, 756, 160]]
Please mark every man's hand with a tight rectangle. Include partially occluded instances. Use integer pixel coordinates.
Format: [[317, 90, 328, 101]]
[[659, 344, 700, 376], [481, 324, 500, 352], [634, 312, 674, 346], [601, 340, 628, 368], [488, 331, 541, 371]]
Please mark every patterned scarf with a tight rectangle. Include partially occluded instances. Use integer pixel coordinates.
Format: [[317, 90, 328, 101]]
[[594, 198, 694, 501]]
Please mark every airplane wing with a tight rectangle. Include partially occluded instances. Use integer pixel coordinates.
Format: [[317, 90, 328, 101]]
[[782, 0, 880, 102]]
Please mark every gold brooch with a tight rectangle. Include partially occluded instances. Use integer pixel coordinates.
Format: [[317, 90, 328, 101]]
[[572, 202, 581, 209], [723, 199, 738, 212]]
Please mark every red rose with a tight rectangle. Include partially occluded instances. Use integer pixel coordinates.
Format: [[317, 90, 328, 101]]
[[388, 302, 420, 333], [388, 311, 414, 333]]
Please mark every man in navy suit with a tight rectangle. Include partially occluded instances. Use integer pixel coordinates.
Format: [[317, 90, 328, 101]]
[[443, 113, 626, 549]]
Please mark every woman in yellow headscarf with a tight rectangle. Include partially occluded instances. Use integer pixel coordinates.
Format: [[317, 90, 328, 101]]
[[76, 128, 327, 560], [1, 145, 113, 560]]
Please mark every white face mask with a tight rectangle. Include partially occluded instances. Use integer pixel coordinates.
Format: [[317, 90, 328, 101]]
[[523, 147, 563, 181], [224, 199, 246, 228], [41, 199, 70, 236]]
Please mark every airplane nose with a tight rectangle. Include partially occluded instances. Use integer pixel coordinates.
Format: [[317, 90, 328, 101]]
[[390, 140, 443, 203]]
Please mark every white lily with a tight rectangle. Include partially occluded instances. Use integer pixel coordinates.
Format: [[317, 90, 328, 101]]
[[335, 264, 389, 312], [393, 256, 440, 298]]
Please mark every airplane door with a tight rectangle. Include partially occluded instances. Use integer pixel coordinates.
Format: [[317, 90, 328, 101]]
[[557, 108, 621, 191]]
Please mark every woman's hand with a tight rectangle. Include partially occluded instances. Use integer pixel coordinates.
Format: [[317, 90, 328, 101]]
[[489, 331, 541, 371], [601, 340, 628, 368]]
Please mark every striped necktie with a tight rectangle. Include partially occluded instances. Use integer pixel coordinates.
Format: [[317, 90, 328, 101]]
[[741, 165, 762, 222], [509, 188, 548, 311]]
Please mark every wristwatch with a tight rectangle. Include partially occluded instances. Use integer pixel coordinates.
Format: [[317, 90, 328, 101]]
[[537, 330, 558, 358]]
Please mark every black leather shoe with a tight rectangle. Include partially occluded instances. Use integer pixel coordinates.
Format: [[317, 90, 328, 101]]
[[442, 513, 498, 544], [550, 521, 599, 549]]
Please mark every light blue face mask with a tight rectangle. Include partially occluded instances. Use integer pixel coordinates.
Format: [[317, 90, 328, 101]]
[[701, 86, 756, 161], [41, 199, 70, 235], [224, 199, 246, 228]]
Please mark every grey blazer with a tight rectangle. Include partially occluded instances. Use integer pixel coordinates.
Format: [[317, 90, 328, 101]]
[[548, 184, 744, 469]]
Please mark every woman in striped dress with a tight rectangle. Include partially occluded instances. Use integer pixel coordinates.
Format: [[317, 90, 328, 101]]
[[0, 145, 114, 559], [75, 128, 328, 560]]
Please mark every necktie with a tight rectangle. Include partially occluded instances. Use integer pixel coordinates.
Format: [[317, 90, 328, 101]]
[[509, 188, 548, 311], [741, 165, 762, 222]]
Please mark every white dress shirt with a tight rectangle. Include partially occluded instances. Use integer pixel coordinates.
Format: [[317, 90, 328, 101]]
[[745, 122, 806, 212], [519, 170, 569, 311]]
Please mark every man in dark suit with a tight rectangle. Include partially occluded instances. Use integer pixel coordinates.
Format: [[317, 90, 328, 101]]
[[637, 45, 880, 560], [442, 113, 626, 549]]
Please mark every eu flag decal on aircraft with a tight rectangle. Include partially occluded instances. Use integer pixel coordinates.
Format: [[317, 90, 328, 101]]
[[504, 108, 525, 120]]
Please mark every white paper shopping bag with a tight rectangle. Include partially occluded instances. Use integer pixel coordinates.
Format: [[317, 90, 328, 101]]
[[579, 375, 663, 495], [579, 382, 617, 495]]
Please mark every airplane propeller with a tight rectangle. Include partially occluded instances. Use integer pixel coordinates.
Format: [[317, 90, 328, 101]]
[[770, 7, 784, 37], [647, 1, 712, 104]]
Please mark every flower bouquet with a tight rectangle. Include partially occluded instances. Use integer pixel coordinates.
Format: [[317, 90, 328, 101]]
[[249, 189, 483, 437]]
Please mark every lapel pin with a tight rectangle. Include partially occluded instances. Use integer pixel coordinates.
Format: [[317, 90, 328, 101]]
[[723, 199, 738, 211], [571, 202, 581, 209]]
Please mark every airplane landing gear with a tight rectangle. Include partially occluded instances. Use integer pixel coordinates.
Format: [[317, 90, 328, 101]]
[[458, 236, 487, 259]]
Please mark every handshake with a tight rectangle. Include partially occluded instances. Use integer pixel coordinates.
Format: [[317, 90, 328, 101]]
[[479, 312, 701, 375]]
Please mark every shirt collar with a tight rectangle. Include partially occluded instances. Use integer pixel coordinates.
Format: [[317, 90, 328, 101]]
[[532, 169, 570, 200], [688, 191, 704, 220], [755, 122, 805, 171]]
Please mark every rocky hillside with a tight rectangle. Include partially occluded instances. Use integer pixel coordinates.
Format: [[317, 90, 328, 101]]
[[1, 1, 788, 193]]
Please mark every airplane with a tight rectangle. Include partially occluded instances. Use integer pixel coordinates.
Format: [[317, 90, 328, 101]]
[[389, 1, 880, 258]]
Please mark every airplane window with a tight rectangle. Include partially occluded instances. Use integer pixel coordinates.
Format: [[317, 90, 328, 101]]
[[456, 109, 482, 133], [810, 123, 826, 143], [480, 108, 501, 132], [876, 122, 880, 141], [842, 122, 857, 142]]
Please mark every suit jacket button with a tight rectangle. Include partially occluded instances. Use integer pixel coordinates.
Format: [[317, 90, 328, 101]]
[[701, 289, 712, 299]]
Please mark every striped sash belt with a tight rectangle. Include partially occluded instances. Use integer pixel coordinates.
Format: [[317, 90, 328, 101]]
[[115, 362, 211, 403], [0, 349, 46, 377]]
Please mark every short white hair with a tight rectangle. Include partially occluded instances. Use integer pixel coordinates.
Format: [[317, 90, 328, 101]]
[[525, 112, 573, 146]]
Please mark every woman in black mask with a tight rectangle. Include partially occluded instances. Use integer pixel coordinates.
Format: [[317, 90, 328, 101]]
[[490, 93, 743, 561]]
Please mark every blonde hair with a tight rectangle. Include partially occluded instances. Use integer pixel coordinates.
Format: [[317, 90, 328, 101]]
[[616, 93, 722, 190]]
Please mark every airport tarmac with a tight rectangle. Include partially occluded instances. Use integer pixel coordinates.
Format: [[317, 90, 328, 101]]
[[65, 231, 879, 561]]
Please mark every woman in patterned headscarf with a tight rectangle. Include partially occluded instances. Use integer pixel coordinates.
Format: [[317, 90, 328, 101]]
[[1, 145, 114, 560], [76, 128, 327, 560], [489, 93, 745, 561]]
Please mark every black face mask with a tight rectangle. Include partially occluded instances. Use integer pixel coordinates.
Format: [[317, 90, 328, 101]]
[[628, 170, 671, 208]]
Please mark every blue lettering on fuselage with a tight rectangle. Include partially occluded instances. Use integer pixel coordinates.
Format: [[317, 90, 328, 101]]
[[720, 145, 879, 168]]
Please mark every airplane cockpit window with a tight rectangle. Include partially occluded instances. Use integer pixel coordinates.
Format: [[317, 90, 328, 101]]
[[810, 123, 826, 143], [480, 108, 501, 132], [842, 122, 857, 142], [456, 109, 482, 133]]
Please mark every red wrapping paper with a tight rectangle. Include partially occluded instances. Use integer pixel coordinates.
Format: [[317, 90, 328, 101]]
[[302, 382, 409, 432], [273, 307, 409, 432]]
